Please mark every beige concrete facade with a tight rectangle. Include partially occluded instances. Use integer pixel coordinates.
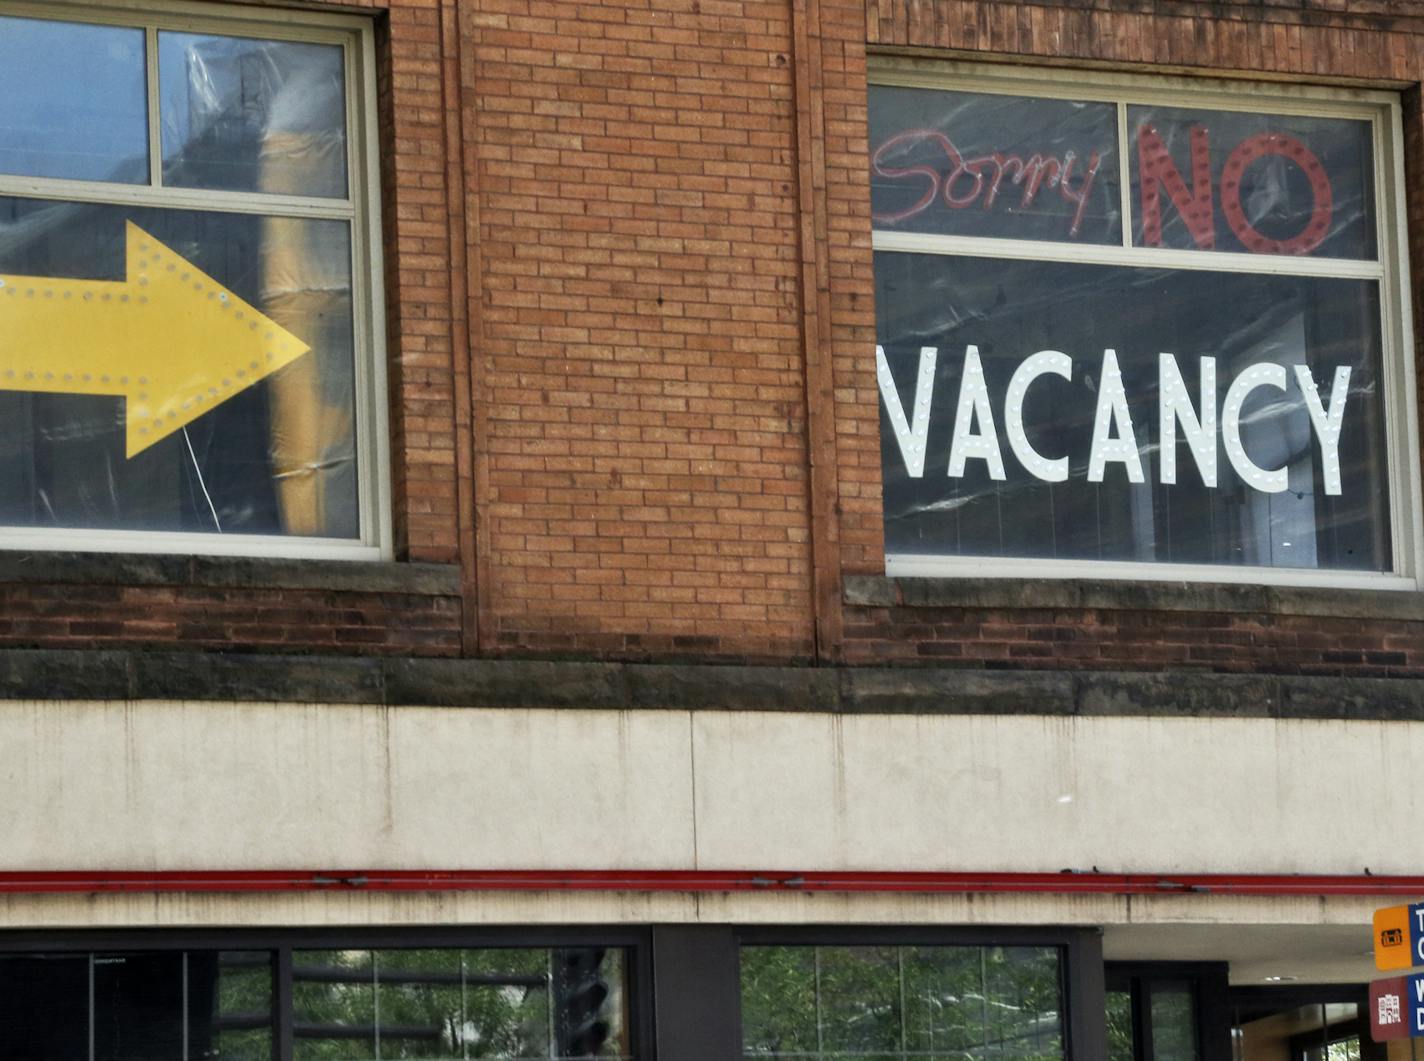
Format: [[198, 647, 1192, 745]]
[[1, 700, 1411, 876]]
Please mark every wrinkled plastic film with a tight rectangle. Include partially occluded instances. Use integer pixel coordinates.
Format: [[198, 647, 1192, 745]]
[[160, 33, 348, 198], [869, 86, 1123, 245], [163, 32, 358, 538], [1129, 105, 1377, 260], [259, 216, 357, 539], [0, 198, 359, 540]]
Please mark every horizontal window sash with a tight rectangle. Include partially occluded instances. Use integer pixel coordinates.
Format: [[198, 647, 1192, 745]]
[[868, 64, 1401, 117], [872, 230, 1385, 280], [885, 553, 1418, 591], [0, 0, 366, 44], [0, 174, 356, 221]]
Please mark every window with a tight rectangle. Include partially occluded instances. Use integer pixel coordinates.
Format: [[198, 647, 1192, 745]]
[[740, 943, 1066, 1059], [0, 949, 274, 1060], [870, 65, 1421, 588], [0, 2, 388, 559], [1105, 963, 1230, 1061], [291, 947, 633, 1060], [0, 942, 636, 1060], [1232, 991, 1370, 1061]]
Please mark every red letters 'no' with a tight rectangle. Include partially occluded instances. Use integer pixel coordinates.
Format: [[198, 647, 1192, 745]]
[[1137, 123, 1334, 255]]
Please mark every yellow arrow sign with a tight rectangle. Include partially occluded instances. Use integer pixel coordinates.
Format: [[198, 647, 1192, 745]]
[[0, 221, 310, 458]]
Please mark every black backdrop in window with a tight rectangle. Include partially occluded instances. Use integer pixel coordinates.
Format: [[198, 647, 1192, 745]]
[[876, 252, 1390, 571]]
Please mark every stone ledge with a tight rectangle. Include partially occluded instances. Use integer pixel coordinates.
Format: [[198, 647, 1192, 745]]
[[0, 552, 461, 596], [1, 649, 1422, 721], [845, 575, 1424, 621]]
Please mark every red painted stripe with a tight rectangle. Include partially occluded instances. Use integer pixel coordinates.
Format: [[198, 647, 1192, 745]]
[[0, 870, 1417, 897]]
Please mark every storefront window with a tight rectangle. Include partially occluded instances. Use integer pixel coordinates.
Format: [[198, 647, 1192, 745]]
[[0, 950, 274, 1060], [870, 71, 1416, 585], [740, 943, 1065, 1059], [1104, 962, 1228, 1061], [291, 947, 632, 1059], [0, 8, 386, 558], [0, 944, 633, 1060]]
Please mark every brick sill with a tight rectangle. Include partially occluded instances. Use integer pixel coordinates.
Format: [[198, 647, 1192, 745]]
[[0, 551, 461, 596], [845, 574, 1424, 622], [4, 651, 1424, 721]]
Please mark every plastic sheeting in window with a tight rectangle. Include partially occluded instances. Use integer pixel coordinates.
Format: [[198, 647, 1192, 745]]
[[1129, 105, 1376, 260], [869, 86, 1122, 245], [875, 252, 1391, 571], [0, 15, 148, 184], [159, 32, 349, 199], [0, 198, 359, 540]]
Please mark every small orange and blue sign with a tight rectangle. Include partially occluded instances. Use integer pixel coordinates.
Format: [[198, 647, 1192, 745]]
[[1374, 902, 1424, 971]]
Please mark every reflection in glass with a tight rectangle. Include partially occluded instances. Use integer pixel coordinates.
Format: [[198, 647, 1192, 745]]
[[1150, 984, 1198, 1061], [1301, 1036, 1363, 1061], [0, 197, 359, 539], [191, 951, 276, 1060], [160, 32, 348, 198], [741, 944, 1064, 1059], [293, 950, 376, 1059], [373, 948, 465, 1059], [905, 945, 984, 1054], [876, 252, 1390, 572], [740, 948, 818, 1056], [869, 86, 1123, 245], [1234, 1001, 1363, 1061], [818, 946, 901, 1052], [1129, 105, 1376, 260], [1106, 989, 1135, 1061], [0, 16, 148, 183], [293, 947, 631, 1059]]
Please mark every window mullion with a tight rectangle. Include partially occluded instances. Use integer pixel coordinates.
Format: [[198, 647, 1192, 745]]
[[1117, 100, 1132, 250], [88, 953, 96, 1061], [1374, 105, 1414, 582], [276, 946, 294, 1061], [145, 25, 162, 189]]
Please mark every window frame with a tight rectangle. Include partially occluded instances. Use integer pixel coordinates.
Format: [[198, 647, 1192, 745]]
[[1105, 960, 1233, 1061], [0, 924, 656, 1061], [735, 924, 1106, 1060], [869, 59, 1424, 592], [0, 0, 392, 561]]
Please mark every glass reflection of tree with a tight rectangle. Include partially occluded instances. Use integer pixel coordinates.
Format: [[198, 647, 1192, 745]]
[[291, 948, 627, 1060], [1105, 990, 1136, 1061], [741, 944, 1065, 1060], [198, 951, 277, 1060]]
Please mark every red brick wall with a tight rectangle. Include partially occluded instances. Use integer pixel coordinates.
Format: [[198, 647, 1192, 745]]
[[378, 2, 466, 568], [842, 604, 1424, 677], [0, 582, 461, 656], [6, 0, 1424, 677], [284, 0, 467, 569], [457, 0, 818, 662]]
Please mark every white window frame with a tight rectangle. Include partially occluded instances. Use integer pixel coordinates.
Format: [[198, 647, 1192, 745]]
[[0, 0, 392, 561], [871, 59, 1424, 591]]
